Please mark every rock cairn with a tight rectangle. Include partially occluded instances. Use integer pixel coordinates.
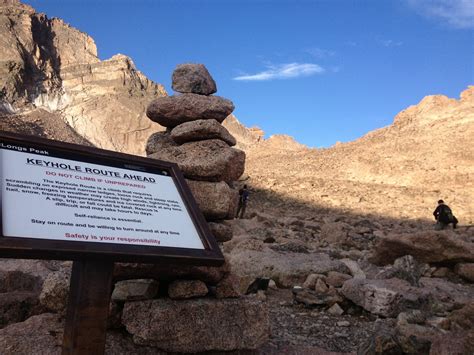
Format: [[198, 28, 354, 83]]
[[146, 63, 244, 242], [107, 64, 267, 352]]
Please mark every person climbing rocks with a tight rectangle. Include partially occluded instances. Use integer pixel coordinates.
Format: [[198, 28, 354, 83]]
[[433, 199, 458, 230], [236, 184, 249, 219]]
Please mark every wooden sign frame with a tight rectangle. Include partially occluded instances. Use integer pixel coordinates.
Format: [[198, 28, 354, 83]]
[[0, 131, 224, 266]]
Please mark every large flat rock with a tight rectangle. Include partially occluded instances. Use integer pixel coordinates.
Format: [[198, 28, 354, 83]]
[[342, 276, 474, 318], [146, 94, 234, 128], [341, 278, 428, 317], [370, 231, 474, 265], [170, 119, 237, 146], [122, 297, 270, 352], [419, 277, 474, 312], [228, 247, 350, 290], [113, 261, 229, 285], [148, 139, 245, 182], [0, 313, 161, 355]]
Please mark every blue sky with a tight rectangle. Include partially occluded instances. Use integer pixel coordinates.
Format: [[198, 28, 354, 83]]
[[26, 0, 473, 147]]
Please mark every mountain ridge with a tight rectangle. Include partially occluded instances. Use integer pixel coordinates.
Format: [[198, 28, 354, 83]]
[[1, 0, 472, 223], [244, 86, 473, 223], [0, 0, 166, 154]]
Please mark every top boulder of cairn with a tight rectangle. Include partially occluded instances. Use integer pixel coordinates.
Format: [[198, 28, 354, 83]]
[[172, 64, 217, 95]]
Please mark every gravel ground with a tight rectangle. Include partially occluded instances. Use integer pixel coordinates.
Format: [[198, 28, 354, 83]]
[[259, 288, 396, 354]]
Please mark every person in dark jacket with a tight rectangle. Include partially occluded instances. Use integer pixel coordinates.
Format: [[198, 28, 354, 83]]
[[236, 185, 249, 219], [433, 199, 458, 230]]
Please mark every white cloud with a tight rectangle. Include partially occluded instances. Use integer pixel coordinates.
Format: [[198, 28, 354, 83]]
[[407, 0, 474, 28], [345, 41, 358, 47], [305, 47, 336, 58], [378, 39, 403, 47], [233, 63, 325, 81]]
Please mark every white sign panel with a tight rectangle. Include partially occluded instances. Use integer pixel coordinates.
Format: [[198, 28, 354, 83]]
[[0, 146, 205, 250]]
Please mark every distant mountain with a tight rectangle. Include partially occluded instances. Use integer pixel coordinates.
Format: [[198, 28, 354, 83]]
[[222, 115, 264, 150], [244, 87, 474, 223], [222, 114, 306, 151], [0, 0, 166, 154]]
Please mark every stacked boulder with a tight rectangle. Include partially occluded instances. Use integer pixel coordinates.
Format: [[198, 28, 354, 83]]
[[146, 63, 243, 243], [108, 64, 268, 353]]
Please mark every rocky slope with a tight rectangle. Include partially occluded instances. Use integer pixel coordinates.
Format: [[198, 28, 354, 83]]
[[243, 86, 474, 224], [0, 0, 166, 154], [0, 108, 91, 145]]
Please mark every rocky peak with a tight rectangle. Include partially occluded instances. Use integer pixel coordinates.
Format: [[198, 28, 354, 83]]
[[460, 85, 474, 102], [222, 114, 264, 150], [393, 86, 472, 129], [48, 17, 99, 67], [0, 0, 34, 13], [0, 0, 98, 105], [261, 134, 308, 151], [0, 0, 166, 154], [222, 114, 308, 151]]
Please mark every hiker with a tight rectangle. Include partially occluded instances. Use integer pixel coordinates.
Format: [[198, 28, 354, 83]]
[[236, 184, 249, 219], [433, 199, 458, 230]]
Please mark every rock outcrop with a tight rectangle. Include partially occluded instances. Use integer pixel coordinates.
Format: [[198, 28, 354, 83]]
[[229, 247, 350, 290], [370, 231, 474, 265], [455, 263, 474, 282], [122, 298, 269, 352], [341, 278, 428, 317], [0, 109, 92, 145], [0, 0, 166, 154]]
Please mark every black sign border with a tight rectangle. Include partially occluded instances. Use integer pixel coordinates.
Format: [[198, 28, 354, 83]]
[[0, 131, 225, 266]]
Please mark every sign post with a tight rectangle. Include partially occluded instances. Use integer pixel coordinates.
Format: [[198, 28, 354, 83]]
[[62, 260, 114, 354], [0, 131, 224, 354]]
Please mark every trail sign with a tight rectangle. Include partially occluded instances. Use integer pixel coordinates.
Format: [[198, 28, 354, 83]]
[[0, 131, 224, 265], [0, 131, 225, 354]]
